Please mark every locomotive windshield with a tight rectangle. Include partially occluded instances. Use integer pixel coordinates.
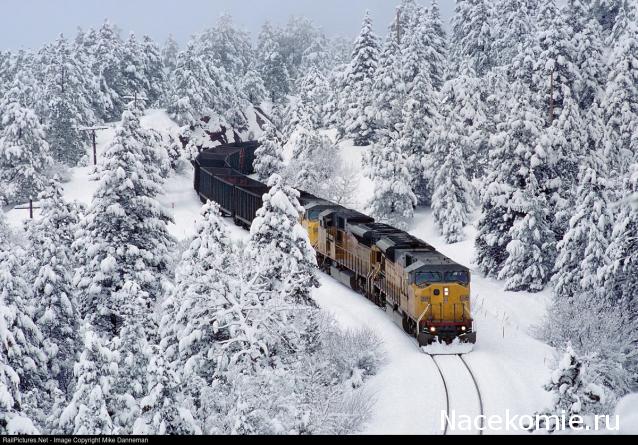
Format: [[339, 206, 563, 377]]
[[414, 270, 469, 286], [415, 272, 443, 286], [306, 209, 322, 220], [445, 271, 470, 285]]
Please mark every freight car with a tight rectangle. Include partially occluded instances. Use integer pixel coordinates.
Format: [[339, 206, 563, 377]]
[[192, 143, 476, 346]]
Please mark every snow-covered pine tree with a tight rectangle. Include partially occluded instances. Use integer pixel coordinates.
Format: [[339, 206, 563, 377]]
[[431, 144, 474, 243], [364, 137, 417, 230], [532, 0, 581, 125], [256, 22, 291, 104], [71, 28, 107, 124], [373, 15, 404, 137], [247, 174, 320, 307], [120, 33, 149, 102], [42, 34, 93, 166], [300, 34, 331, 75], [606, 162, 638, 324], [73, 107, 174, 338], [296, 66, 330, 130], [60, 327, 114, 434], [160, 202, 239, 411], [141, 35, 166, 106], [0, 71, 53, 205], [92, 20, 125, 120], [167, 43, 213, 127], [343, 11, 380, 146], [427, 67, 487, 183], [593, 0, 623, 33], [0, 248, 47, 419], [601, 1, 638, 174], [0, 247, 39, 435], [474, 81, 544, 278], [427, 0, 448, 91], [497, 171, 556, 292], [567, 0, 606, 111], [161, 34, 179, 73], [133, 348, 201, 435], [450, 0, 495, 77], [25, 180, 81, 397], [531, 344, 605, 432], [397, 65, 439, 205], [287, 118, 339, 196], [239, 67, 267, 106], [200, 13, 253, 80], [110, 281, 153, 433], [491, 0, 533, 69], [254, 123, 284, 181]]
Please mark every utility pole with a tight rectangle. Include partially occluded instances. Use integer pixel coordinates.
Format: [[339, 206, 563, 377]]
[[15, 197, 41, 219], [79, 125, 109, 166], [123, 92, 147, 109]]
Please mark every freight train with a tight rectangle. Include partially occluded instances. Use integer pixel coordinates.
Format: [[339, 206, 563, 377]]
[[192, 141, 476, 346]]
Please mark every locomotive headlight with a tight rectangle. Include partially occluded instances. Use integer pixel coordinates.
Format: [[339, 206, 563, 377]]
[[429, 326, 436, 333], [461, 326, 467, 332]]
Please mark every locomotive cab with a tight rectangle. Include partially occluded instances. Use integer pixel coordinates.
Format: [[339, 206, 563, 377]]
[[405, 257, 476, 346]]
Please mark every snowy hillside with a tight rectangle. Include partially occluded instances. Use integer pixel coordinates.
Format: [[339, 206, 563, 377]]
[[5, 110, 554, 435]]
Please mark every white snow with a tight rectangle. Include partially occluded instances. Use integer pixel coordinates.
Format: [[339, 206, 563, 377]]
[[3, 108, 567, 435]]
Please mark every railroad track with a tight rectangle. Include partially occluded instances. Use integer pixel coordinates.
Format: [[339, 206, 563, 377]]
[[430, 354, 484, 435]]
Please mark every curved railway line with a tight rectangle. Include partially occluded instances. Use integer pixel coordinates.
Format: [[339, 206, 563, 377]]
[[192, 141, 484, 434], [430, 354, 485, 435]]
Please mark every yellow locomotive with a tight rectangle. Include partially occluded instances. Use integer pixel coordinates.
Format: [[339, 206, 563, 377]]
[[193, 142, 476, 346], [302, 203, 475, 346]]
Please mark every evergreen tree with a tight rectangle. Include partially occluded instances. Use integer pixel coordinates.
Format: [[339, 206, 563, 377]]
[[475, 81, 544, 278], [247, 174, 320, 306], [601, 1, 638, 174], [42, 34, 92, 166], [431, 144, 474, 243], [161, 202, 239, 408], [60, 327, 114, 434], [593, 0, 623, 33], [450, 0, 494, 77], [0, 71, 53, 205], [256, 22, 291, 104], [92, 20, 124, 120], [0, 251, 39, 434], [287, 120, 338, 195], [373, 23, 404, 137], [110, 281, 152, 433], [141, 35, 166, 106], [73, 107, 174, 337], [239, 68, 267, 106], [133, 349, 201, 434], [0, 248, 47, 413], [254, 123, 284, 181], [364, 138, 417, 230], [491, 0, 533, 69], [497, 171, 555, 292], [532, 344, 605, 432], [167, 44, 213, 127], [161, 34, 179, 73], [296, 66, 330, 130], [397, 66, 439, 204], [427, 0, 448, 91], [343, 11, 380, 145], [200, 14, 253, 80], [567, 0, 606, 111], [25, 180, 80, 396], [120, 33, 149, 100]]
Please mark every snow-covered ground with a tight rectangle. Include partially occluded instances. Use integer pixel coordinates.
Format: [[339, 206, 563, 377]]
[[5, 110, 557, 435]]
